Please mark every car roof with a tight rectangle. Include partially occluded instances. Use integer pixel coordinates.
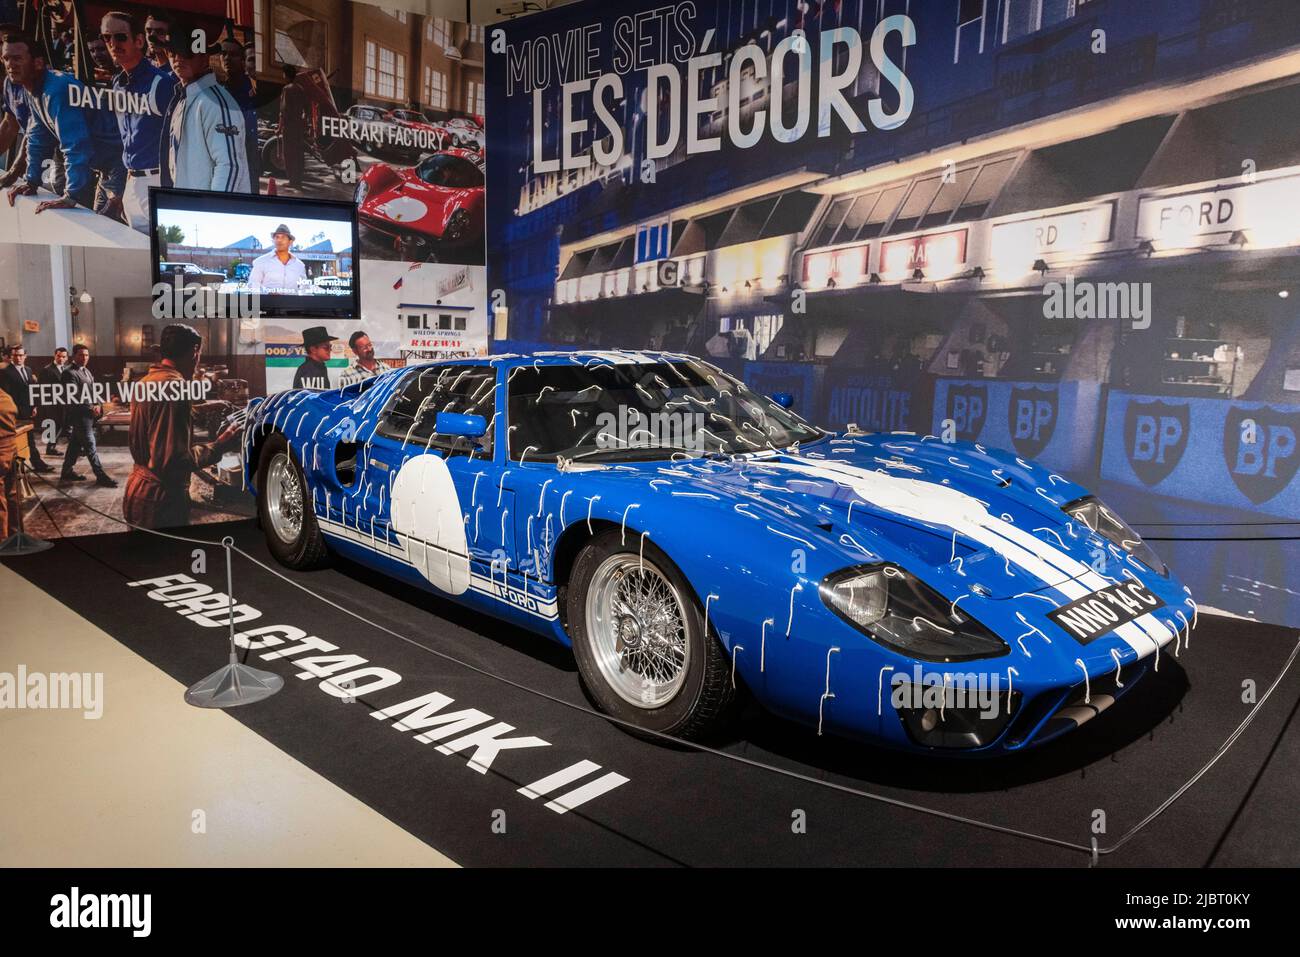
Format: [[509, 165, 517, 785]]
[[399, 350, 697, 373]]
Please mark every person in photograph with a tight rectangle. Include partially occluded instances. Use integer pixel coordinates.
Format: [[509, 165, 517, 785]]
[[123, 323, 240, 529], [0, 27, 29, 186], [144, 11, 172, 73], [338, 331, 391, 387], [1, 34, 126, 216], [158, 18, 250, 193], [248, 223, 306, 293], [276, 63, 307, 188], [0, 343, 51, 472], [60, 343, 116, 487], [293, 326, 336, 391], [86, 34, 115, 80], [0, 377, 24, 540], [37, 344, 67, 455], [218, 37, 258, 193], [101, 10, 176, 233]]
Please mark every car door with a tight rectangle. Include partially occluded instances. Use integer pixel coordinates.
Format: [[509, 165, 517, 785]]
[[361, 363, 512, 597]]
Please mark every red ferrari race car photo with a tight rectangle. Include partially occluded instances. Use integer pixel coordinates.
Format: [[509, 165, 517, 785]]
[[355, 148, 485, 263]]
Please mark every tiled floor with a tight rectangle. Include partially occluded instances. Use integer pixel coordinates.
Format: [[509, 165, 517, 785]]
[[0, 563, 455, 867]]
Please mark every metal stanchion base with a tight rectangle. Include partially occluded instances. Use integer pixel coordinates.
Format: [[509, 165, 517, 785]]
[[0, 531, 54, 555], [185, 662, 284, 709]]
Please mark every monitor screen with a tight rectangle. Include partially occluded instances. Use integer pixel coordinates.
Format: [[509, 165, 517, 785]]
[[149, 188, 360, 319]]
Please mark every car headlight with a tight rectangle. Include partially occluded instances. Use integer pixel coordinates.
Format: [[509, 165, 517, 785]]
[[1063, 496, 1166, 576], [819, 565, 1009, 662]]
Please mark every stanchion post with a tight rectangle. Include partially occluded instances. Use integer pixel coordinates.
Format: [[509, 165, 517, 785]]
[[0, 459, 53, 556], [184, 536, 285, 708]]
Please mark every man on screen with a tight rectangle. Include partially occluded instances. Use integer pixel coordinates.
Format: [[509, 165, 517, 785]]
[[101, 10, 177, 233], [123, 323, 240, 529], [158, 18, 250, 193], [248, 223, 306, 293]]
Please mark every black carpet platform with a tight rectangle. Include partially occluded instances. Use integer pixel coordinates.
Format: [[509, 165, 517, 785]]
[[8, 521, 1299, 867]]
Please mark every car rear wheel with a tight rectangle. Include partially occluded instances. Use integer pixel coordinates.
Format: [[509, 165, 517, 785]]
[[567, 530, 734, 740], [257, 434, 328, 569]]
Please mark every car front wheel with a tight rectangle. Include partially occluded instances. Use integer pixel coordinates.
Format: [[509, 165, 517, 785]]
[[257, 434, 328, 569], [567, 530, 735, 740]]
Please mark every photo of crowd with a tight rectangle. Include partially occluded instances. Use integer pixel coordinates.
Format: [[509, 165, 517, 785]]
[[1, 0, 486, 263]]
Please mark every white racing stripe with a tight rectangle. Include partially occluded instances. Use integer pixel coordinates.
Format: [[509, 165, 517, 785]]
[[776, 457, 1168, 659]]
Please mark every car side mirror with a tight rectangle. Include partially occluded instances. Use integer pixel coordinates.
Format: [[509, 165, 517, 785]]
[[769, 391, 795, 409], [436, 412, 487, 439]]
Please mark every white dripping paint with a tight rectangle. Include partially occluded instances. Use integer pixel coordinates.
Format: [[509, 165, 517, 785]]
[[766, 456, 1176, 660]]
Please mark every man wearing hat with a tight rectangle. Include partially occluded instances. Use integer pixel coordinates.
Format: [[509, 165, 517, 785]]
[[157, 16, 250, 193], [293, 327, 336, 391], [248, 223, 307, 294]]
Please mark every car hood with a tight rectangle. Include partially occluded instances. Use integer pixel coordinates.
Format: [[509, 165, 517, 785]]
[[574, 434, 1104, 600]]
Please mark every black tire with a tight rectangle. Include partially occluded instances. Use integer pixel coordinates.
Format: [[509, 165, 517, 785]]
[[260, 136, 285, 177], [256, 433, 329, 570], [566, 530, 735, 741]]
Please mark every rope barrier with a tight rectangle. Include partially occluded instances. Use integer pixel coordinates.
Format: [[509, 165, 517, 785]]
[[16, 472, 1300, 863]]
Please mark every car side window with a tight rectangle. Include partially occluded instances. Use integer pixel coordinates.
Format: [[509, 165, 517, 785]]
[[377, 365, 495, 456]]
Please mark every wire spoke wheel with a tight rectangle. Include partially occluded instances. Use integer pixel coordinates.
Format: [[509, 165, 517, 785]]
[[266, 452, 304, 544], [586, 554, 691, 709]]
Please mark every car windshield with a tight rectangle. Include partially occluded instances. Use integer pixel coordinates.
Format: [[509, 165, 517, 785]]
[[416, 153, 483, 188], [507, 358, 823, 462]]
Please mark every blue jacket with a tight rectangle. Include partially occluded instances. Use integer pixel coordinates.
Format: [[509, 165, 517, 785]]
[[110, 59, 176, 171], [21, 69, 125, 205], [2, 76, 28, 127]]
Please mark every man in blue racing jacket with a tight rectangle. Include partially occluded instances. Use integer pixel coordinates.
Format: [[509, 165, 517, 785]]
[[1, 33, 125, 217]]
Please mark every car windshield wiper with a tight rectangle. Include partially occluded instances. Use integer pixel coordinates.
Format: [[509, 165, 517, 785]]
[[570, 443, 707, 462]]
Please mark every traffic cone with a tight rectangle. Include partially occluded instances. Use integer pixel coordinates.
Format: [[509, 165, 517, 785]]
[[266, 177, 277, 195]]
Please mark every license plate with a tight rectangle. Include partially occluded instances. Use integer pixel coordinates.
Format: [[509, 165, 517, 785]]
[[1047, 580, 1166, 644]]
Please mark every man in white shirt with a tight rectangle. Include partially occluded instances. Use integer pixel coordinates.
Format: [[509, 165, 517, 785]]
[[248, 224, 307, 294]]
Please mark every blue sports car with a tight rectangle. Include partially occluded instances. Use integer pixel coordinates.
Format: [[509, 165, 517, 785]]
[[243, 351, 1195, 754]]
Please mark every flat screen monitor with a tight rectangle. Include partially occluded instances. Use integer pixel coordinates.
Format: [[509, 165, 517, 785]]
[[149, 188, 360, 319]]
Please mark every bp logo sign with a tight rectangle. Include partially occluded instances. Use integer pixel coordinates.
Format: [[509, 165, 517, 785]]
[[1124, 399, 1189, 486], [1008, 386, 1059, 458], [1223, 406, 1300, 504], [945, 383, 987, 441]]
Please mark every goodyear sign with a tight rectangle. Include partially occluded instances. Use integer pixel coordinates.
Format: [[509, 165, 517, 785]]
[[1103, 392, 1300, 516]]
